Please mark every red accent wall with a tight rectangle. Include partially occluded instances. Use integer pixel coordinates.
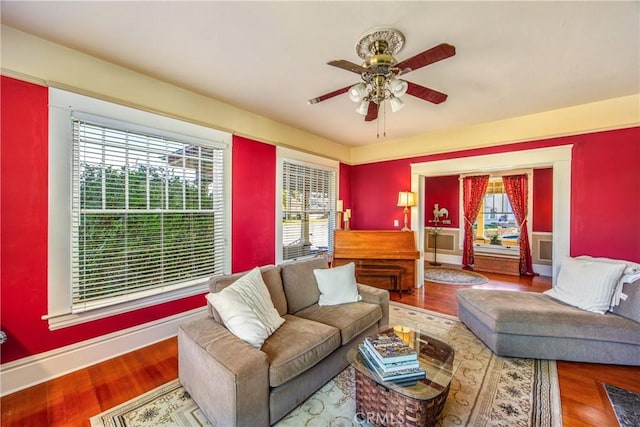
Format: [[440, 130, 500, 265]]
[[571, 131, 640, 259], [533, 168, 553, 232], [339, 163, 351, 208], [350, 158, 413, 230], [231, 136, 276, 271], [2, 74, 639, 366], [425, 175, 460, 228], [351, 127, 640, 262], [0, 77, 205, 364]]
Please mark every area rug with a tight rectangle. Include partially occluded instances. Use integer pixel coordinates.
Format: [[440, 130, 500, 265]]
[[425, 267, 489, 285], [90, 302, 562, 427], [605, 383, 640, 427]]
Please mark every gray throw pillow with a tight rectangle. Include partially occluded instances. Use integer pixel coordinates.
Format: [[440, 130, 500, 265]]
[[611, 279, 640, 323]]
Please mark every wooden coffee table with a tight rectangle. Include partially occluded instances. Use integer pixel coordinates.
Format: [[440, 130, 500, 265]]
[[347, 327, 455, 427]]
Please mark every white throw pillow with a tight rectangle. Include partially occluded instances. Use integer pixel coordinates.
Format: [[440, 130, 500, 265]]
[[206, 267, 284, 348], [313, 262, 362, 306], [544, 257, 626, 314]]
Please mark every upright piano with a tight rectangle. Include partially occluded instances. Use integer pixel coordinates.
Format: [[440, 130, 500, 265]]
[[333, 230, 419, 293]]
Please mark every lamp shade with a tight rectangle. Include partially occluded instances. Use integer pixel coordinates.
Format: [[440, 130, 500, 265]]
[[397, 191, 416, 207], [388, 78, 408, 97], [348, 83, 367, 103], [355, 100, 369, 115], [389, 96, 405, 112]]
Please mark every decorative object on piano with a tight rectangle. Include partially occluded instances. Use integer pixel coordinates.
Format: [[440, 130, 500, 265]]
[[336, 199, 344, 229], [428, 204, 448, 265], [396, 191, 416, 231], [344, 208, 351, 230]]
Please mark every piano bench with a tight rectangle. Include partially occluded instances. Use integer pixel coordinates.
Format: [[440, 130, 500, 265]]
[[355, 264, 405, 297]]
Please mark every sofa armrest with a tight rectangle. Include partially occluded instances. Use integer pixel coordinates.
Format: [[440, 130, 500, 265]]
[[358, 283, 390, 327], [178, 317, 270, 427]]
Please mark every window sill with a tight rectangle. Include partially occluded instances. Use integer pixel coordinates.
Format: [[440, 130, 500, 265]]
[[43, 280, 209, 331]]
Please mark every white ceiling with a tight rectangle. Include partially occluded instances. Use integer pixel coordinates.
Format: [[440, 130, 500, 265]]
[[2, 1, 639, 147]]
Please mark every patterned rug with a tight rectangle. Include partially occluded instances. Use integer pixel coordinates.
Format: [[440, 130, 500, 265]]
[[605, 383, 640, 427], [90, 303, 562, 426], [425, 267, 489, 285]]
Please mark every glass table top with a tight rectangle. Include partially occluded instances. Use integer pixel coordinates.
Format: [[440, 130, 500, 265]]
[[347, 326, 457, 401]]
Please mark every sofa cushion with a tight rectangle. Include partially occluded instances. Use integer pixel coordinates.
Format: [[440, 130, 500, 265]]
[[612, 279, 640, 323], [280, 258, 328, 314], [209, 265, 287, 317], [457, 289, 640, 345], [313, 262, 362, 306], [543, 257, 626, 314], [260, 314, 340, 387], [294, 302, 382, 345], [206, 267, 285, 348]]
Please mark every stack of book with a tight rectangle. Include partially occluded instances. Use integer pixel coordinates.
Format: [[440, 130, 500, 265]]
[[359, 332, 426, 383]]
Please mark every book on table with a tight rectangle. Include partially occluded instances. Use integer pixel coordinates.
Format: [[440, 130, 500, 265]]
[[359, 344, 420, 373], [358, 345, 426, 382], [363, 332, 418, 364]]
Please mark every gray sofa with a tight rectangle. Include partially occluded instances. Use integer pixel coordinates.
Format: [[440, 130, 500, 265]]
[[457, 288, 640, 365], [178, 257, 390, 426]]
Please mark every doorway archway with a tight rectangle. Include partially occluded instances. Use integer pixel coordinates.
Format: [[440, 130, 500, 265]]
[[410, 145, 572, 287]]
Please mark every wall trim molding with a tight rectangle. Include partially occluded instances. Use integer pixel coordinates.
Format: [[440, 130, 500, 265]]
[[0, 307, 208, 396]]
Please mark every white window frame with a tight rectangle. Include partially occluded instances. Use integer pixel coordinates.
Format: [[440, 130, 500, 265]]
[[276, 147, 339, 264], [46, 89, 232, 330]]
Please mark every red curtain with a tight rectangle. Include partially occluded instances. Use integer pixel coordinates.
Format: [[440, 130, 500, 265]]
[[462, 175, 490, 266], [502, 174, 534, 275]]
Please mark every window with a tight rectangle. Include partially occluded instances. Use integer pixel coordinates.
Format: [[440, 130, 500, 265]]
[[48, 89, 231, 329], [71, 116, 226, 310], [277, 148, 337, 262], [473, 175, 531, 242]]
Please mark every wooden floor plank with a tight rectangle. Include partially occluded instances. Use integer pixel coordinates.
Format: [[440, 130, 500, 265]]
[[1, 268, 638, 427]]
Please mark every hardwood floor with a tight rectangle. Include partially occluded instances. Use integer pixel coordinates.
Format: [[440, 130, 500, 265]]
[[2, 268, 638, 426]]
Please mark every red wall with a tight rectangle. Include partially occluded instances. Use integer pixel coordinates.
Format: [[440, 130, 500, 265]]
[[422, 169, 553, 232], [571, 132, 640, 259], [351, 128, 640, 262], [231, 136, 276, 271], [533, 168, 553, 232], [351, 158, 414, 230], [2, 74, 639, 366], [0, 77, 206, 363], [425, 175, 460, 228]]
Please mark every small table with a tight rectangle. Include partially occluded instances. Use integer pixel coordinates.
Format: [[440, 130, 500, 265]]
[[347, 328, 455, 427]]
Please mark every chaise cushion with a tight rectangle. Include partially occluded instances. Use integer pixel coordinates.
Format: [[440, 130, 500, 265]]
[[457, 289, 640, 344], [294, 302, 382, 345], [281, 258, 328, 314], [260, 314, 340, 387]]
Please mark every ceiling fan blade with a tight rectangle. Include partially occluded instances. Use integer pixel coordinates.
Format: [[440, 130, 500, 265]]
[[406, 81, 448, 104], [396, 43, 456, 74], [328, 59, 369, 74], [364, 102, 379, 122], [308, 85, 351, 104]]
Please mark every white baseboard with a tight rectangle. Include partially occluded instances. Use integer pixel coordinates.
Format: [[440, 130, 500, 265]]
[[425, 253, 462, 266], [533, 264, 553, 278], [0, 307, 208, 396], [423, 255, 552, 278]]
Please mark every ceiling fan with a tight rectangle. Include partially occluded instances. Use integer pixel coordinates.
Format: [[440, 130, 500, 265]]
[[308, 28, 455, 122]]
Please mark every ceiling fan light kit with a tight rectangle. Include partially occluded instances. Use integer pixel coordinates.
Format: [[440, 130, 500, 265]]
[[309, 27, 456, 128]]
